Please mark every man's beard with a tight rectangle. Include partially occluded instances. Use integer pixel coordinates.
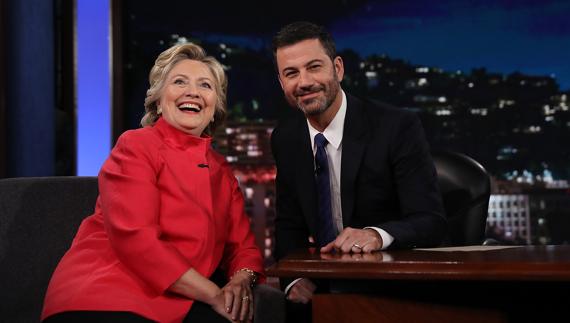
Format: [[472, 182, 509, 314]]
[[293, 81, 339, 117]]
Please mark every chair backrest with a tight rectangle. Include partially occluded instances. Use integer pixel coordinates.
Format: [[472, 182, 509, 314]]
[[432, 151, 491, 246], [0, 176, 98, 322]]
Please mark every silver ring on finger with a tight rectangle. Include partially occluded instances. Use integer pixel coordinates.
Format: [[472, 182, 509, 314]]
[[352, 243, 363, 249], [242, 295, 249, 301]]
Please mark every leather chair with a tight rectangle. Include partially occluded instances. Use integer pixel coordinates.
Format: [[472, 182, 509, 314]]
[[0, 176, 284, 322], [431, 151, 491, 246], [0, 176, 99, 322]]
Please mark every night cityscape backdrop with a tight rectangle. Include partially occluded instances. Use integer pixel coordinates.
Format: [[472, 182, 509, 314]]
[[118, 0, 570, 263]]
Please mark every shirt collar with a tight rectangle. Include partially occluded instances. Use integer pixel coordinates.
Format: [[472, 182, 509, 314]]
[[308, 90, 346, 152]]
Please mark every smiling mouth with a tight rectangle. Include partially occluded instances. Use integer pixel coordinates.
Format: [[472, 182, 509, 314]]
[[297, 92, 321, 102], [178, 103, 201, 113], [297, 88, 323, 98]]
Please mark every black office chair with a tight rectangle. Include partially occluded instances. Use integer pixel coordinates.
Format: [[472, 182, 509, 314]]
[[432, 151, 491, 246], [0, 176, 284, 323]]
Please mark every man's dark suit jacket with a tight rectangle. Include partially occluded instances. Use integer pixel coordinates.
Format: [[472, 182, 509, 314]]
[[271, 93, 447, 281]]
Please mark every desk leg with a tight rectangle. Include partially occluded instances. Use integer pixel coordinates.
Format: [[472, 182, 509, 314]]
[[312, 294, 507, 323]]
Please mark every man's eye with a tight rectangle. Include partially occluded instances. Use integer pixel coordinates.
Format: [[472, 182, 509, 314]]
[[309, 65, 321, 70], [285, 71, 298, 78]]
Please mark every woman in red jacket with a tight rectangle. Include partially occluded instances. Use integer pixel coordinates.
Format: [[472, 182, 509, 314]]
[[41, 43, 264, 323]]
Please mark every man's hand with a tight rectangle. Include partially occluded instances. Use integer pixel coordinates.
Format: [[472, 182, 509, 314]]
[[286, 278, 317, 304], [321, 227, 383, 253]]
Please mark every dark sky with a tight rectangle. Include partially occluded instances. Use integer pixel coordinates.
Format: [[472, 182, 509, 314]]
[[138, 0, 570, 90], [330, 0, 570, 90]]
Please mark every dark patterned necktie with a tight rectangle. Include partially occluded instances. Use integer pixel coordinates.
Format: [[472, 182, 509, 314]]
[[314, 133, 336, 247]]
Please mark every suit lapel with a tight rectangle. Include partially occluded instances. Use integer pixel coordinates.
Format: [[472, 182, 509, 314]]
[[293, 117, 319, 234], [341, 94, 369, 227]]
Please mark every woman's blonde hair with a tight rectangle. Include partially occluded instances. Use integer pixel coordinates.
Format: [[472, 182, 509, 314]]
[[141, 43, 227, 136]]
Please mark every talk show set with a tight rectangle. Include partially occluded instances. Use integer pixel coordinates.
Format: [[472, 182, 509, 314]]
[[2, 1, 570, 322]]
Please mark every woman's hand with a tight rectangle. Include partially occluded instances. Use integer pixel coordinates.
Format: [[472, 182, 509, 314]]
[[221, 270, 254, 322], [168, 268, 233, 321], [209, 291, 234, 322]]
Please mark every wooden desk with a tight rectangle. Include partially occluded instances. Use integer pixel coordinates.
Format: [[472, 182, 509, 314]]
[[268, 246, 570, 323]]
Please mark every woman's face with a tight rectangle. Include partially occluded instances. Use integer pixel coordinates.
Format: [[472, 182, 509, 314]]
[[158, 59, 217, 136]]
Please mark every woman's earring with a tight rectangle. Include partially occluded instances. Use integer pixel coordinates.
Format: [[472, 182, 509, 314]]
[[157, 107, 162, 115]]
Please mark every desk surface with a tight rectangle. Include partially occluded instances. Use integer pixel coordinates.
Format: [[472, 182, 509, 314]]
[[267, 245, 570, 281]]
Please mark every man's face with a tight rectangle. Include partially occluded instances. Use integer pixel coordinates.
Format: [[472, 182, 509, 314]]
[[276, 39, 344, 116]]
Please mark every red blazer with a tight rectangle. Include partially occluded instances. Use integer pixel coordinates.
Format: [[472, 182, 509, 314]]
[[42, 118, 264, 323]]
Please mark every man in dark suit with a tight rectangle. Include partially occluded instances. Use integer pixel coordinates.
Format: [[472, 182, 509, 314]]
[[270, 21, 447, 312]]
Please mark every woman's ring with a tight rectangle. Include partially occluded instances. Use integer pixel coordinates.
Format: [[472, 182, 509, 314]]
[[353, 243, 363, 249], [242, 295, 249, 301]]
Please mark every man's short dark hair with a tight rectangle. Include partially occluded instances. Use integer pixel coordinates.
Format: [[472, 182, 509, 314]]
[[272, 21, 337, 69]]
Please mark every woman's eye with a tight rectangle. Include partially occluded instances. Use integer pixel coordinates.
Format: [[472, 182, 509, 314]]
[[174, 79, 186, 85], [201, 82, 212, 89]]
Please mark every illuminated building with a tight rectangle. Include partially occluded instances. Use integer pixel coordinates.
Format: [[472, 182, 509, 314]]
[[214, 121, 277, 266], [527, 189, 570, 245], [487, 195, 531, 244]]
